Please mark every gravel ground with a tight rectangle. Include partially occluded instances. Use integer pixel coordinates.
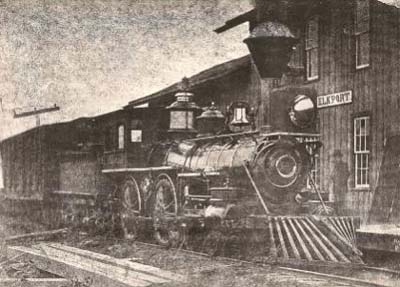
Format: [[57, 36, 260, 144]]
[[0, 213, 384, 287], [60, 234, 353, 287], [0, 213, 55, 280]]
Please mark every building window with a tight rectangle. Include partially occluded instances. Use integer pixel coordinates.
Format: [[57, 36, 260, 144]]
[[354, 116, 370, 188], [130, 119, 142, 143], [272, 78, 281, 88], [355, 0, 370, 69], [305, 16, 319, 81], [288, 28, 303, 70], [104, 128, 113, 151], [118, 124, 125, 150]]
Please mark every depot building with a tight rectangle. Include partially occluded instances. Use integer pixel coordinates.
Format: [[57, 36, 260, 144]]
[[124, 0, 400, 224]]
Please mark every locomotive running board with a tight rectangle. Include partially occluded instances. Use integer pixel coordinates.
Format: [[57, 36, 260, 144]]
[[268, 216, 363, 264], [102, 166, 175, 174]]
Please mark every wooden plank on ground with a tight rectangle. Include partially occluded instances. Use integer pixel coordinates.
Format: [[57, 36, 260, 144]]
[[5, 229, 68, 243], [45, 243, 187, 282], [7, 246, 164, 287], [0, 278, 69, 287], [38, 244, 175, 285]]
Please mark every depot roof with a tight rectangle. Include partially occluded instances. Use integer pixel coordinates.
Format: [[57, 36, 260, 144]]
[[125, 55, 252, 108]]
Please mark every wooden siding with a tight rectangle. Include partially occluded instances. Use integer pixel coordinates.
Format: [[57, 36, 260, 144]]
[[59, 152, 99, 194], [114, 0, 400, 225], [0, 118, 100, 199], [0, 127, 56, 200], [272, 0, 400, 224]]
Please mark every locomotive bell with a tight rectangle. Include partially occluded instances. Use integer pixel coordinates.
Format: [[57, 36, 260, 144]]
[[196, 102, 225, 137], [244, 22, 298, 78], [229, 102, 250, 127]]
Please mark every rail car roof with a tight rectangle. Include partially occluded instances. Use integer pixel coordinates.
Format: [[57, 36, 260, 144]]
[[125, 55, 252, 108], [0, 116, 97, 144]]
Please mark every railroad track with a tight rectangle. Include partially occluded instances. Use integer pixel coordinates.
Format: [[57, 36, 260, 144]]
[[133, 240, 400, 287]]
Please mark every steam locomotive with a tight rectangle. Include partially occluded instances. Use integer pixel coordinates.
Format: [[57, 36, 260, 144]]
[[100, 86, 362, 263], [0, 82, 362, 263]]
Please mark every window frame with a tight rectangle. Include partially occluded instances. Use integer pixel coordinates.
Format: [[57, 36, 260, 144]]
[[354, 0, 370, 70], [117, 124, 125, 150], [130, 119, 143, 143], [305, 16, 320, 81], [355, 30, 370, 70], [353, 115, 370, 189], [104, 126, 113, 151]]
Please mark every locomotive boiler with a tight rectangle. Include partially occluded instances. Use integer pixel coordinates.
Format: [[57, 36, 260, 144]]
[[102, 87, 363, 264]]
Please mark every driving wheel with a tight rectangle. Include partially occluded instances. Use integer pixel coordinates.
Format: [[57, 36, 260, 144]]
[[152, 173, 181, 247], [120, 176, 142, 240]]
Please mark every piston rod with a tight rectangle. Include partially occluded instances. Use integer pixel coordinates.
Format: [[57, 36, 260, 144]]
[[243, 162, 270, 215]]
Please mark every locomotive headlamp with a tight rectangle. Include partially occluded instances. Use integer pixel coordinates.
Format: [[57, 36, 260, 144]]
[[289, 95, 316, 128], [166, 91, 201, 135], [243, 22, 298, 78]]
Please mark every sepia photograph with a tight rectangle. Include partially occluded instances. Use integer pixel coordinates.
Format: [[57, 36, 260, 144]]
[[1, 0, 400, 286]]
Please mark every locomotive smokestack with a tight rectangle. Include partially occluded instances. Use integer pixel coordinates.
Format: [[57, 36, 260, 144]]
[[244, 0, 299, 78]]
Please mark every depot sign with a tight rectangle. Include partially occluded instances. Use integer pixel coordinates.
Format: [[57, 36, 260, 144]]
[[317, 90, 352, 108]]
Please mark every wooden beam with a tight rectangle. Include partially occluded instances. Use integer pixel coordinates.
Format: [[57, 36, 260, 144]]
[[13, 105, 60, 118], [0, 278, 69, 287], [214, 9, 255, 33], [5, 229, 68, 243], [7, 246, 161, 287], [45, 243, 187, 283]]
